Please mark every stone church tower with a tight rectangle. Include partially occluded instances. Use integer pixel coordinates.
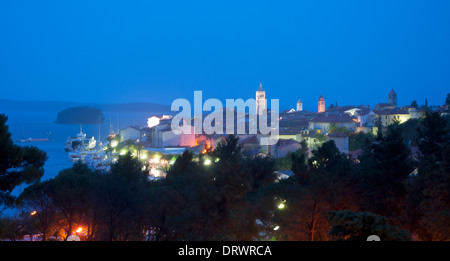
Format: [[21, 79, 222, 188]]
[[388, 89, 397, 108], [256, 82, 266, 115], [296, 99, 303, 111], [318, 95, 325, 113]]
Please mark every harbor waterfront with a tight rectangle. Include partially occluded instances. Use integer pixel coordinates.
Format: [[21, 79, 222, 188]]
[[4, 110, 167, 201]]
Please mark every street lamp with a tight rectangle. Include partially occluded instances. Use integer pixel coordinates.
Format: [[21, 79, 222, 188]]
[[204, 158, 212, 166], [277, 199, 286, 210]]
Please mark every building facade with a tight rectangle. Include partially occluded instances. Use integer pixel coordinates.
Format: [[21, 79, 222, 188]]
[[388, 89, 397, 108], [318, 95, 325, 113], [296, 99, 303, 111], [256, 82, 266, 115]]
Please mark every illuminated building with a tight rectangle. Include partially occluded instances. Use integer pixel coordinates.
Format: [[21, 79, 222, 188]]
[[256, 82, 266, 115], [296, 99, 303, 111], [388, 89, 397, 108], [318, 95, 325, 113]]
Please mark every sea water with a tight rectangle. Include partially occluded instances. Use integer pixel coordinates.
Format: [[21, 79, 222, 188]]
[[1, 110, 156, 216]]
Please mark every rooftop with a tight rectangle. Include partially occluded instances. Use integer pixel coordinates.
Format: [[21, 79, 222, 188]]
[[373, 109, 409, 115], [310, 114, 355, 123]]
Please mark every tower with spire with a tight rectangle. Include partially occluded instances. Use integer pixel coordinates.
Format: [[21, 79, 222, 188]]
[[256, 82, 266, 115], [388, 89, 397, 108], [318, 95, 325, 113], [296, 99, 303, 111]]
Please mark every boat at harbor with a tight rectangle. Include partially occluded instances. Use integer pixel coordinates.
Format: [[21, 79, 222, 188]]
[[17, 137, 52, 143], [65, 131, 97, 152]]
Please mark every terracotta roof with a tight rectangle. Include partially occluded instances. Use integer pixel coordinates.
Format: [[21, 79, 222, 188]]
[[310, 114, 355, 123], [376, 103, 393, 106], [275, 138, 301, 147], [373, 109, 409, 115], [239, 135, 259, 145], [279, 128, 301, 135]]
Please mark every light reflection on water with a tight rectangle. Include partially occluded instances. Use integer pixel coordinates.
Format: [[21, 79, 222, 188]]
[[1, 110, 163, 216]]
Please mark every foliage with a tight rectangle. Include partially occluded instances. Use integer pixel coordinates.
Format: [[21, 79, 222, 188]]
[[0, 114, 47, 210], [327, 123, 349, 135], [2, 110, 450, 241], [405, 111, 450, 240], [328, 210, 411, 241], [355, 121, 415, 222], [348, 131, 374, 151]]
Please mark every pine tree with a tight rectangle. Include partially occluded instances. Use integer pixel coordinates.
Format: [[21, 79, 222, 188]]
[[357, 121, 414, 223], [0, 114, 47, 209]]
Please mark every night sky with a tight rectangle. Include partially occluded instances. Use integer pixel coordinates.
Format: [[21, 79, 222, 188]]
[[1, 0, 449, 111]]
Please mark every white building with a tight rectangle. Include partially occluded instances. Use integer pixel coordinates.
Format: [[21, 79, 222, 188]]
[[147, 115, 173, 128], [309, 114, 358, 132], [256, 82, 266, 115], [119, 126, 141, 142], [296, 99, 303, 111], [141, 119, 195, 148], [327, 132, 349, 153], [373, 109, 411, 127]]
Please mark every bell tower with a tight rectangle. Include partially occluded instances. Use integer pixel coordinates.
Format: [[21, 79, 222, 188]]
[[388, 89, 397, 108], [318, 95, 325, 113], [256, 82, 266, 115], [296, 99, 303, 111]]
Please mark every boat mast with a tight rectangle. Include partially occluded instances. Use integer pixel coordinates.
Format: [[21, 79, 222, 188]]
[[109, 117, 113, 134], [98, 114, 101, 141]]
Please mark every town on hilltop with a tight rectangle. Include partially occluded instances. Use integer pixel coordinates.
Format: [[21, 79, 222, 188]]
[[113, 84, 449, 180]]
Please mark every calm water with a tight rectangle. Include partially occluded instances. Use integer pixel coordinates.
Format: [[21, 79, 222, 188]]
[[1, 110, 159, 216]]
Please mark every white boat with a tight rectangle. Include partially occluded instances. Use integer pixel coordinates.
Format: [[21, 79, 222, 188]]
[[65, 131, 97, 152], [68, 152, 81, 162]]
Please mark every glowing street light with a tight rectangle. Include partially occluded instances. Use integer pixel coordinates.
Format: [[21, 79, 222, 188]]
[[150, 155, 160, 164], [273, 225, 280, 231], [30, 210, 37, 216], [111, 140, 118, 148], [277, 200, 286, 210], [204, 158, 212, 166], [75, 227, 83, 233]]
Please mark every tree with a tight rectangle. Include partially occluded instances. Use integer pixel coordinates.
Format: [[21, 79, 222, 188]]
[[18, 181, 57, 241], [406, 112, 450, 240], [272, 141, 356, 241], [157, 135, 277, 240], [411, 100, 418, 108], [327, 123, 349, 135], [0, 114, 47, 210], [328, 210, 411, 241], [45, 163, 100, 240], [417, 111, 449, 168], [446, 93, 450, 106], [348, 131, 374, 151], [95, 152, 150, 240], [356, 121, 415, 224]]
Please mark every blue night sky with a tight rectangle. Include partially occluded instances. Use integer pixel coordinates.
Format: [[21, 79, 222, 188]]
[[1, 0, 449, 111]]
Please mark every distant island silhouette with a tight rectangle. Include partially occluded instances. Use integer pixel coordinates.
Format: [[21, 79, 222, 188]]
[[55, 106, 105, 125]]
